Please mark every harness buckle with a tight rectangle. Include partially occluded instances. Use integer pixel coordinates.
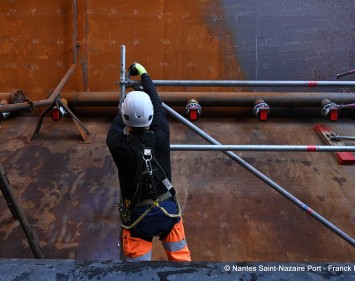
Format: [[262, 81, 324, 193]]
[[143, 147, 153, 176], [143, 148, 152, 159]]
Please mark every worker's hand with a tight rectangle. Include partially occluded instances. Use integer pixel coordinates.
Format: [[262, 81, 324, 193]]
[[128, 63, 147, 76]]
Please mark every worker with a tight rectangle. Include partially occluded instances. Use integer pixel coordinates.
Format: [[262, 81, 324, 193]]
[[106, 63, 191, 262]]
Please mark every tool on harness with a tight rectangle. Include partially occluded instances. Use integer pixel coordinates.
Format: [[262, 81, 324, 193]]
[[119, 131, 179, 230]]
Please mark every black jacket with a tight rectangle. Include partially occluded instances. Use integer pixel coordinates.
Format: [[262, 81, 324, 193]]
[[106, 74, 171, 201]]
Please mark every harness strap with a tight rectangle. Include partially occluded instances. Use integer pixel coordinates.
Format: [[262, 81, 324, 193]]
[[121, 197, 181, 230], [121, 131, 179, 230], [126, 132, 176, 208], [135, 191, 172, 208]]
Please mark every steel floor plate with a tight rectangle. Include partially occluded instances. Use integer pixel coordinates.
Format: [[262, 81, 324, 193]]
[[0, 116, 354, 261]]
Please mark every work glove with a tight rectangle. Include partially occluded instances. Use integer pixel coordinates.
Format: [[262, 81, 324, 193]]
[[128, 63, 147, 76]]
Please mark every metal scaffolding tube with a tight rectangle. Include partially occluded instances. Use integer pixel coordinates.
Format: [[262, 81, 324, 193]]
[[0, 165, 44, 258], [119, 45, 126, 110], [337, 103, 355, 109], [129, 79, 355, 88], [163, 103, 355, 247], [170, 144, 355, 152], [330, 136, 355, 142]]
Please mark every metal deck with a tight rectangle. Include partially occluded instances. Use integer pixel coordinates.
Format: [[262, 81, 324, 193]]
[[0, 116, 354, 261]]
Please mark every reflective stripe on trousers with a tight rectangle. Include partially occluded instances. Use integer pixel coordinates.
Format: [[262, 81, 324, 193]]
[[122, 219, 191, 261], [162, 219, 191, 261]]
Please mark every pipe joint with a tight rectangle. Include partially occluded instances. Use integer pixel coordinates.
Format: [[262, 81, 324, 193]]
[[11, 90, 26, 104]]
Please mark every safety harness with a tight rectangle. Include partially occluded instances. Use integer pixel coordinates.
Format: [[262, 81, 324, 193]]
[[119, 131, 181, 230]]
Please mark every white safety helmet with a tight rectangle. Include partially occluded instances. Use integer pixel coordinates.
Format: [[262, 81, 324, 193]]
[[121, 91, 153, 127]]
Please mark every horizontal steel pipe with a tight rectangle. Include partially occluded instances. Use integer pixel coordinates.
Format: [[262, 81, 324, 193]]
[[2, 91, 355, 106], [0, 93, 12, 100], [60, 91, 355, 107], [61, 92, 120, 106], [2, 89, 355, 114], [170, 144, 355, 152], [129, 79, 355, 88]]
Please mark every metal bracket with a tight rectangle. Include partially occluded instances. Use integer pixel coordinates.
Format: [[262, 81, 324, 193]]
[[314, 124, 355, 165], [30, 96, 94, 143]]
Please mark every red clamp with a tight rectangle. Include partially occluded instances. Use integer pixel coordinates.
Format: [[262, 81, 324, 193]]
[[253, 100, 270, 121], [321, 100, 339, 122], [51, 106, 63, 121], [185, 99, 202, 121], [51, 99, 67, 121]]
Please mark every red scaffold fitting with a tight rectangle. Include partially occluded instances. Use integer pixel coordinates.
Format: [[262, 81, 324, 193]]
[[253, 100, 270, 121], [321, 100, 339, 122], [51, 98, 68, 121], [185, 99, 202, 121], [51, 106, 61, 121]]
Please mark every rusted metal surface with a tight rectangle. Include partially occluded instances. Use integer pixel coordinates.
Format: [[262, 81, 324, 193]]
[[2, 1, 353, 98], [0, 1, 74, 99], [0, 1, 242, 99], [0, 116, 354, 261]]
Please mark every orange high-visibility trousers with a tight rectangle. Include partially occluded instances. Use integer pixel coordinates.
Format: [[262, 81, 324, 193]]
[[122, 219, 191, 261], [162, 220, 191, 261]]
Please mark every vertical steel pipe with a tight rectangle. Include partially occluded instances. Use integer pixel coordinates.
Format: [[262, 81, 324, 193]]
[[163, 103, 355, 247], [119, 45, 126, 110], [73, 0, 77, 64]]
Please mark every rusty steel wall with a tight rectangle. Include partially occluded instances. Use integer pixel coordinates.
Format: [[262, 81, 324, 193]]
[[0, 1, 73, 100], [1, 0, 243, 101], [1, 1, 354, 101]]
